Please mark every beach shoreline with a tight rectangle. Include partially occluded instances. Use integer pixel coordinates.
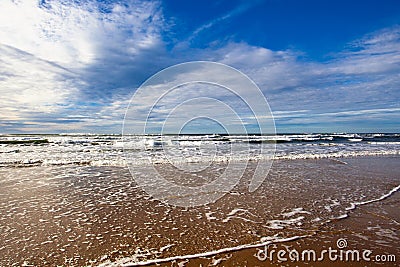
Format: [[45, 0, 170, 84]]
[[135, 188, 399, 267], [0, 155, 398, 266]]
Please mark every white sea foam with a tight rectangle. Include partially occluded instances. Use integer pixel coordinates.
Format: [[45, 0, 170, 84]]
[[281, 207, 311, 217], [97, 235, 309, 267], [98, 184, 400, 266], [0, 138, 400, 167], [0, 134, 399, 168], [266, 216, 305, 229], [345, 184, 400, 211], [331, 214, 348, 220], [205, 212, 217, 221], [222, 208, 259, 223]]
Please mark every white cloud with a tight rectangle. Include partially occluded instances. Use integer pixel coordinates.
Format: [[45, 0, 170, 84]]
[[0, 0, 166, 132], [187, 2, 260, 44], [0, 0, 164, 66], [0, 45, 80, 118]]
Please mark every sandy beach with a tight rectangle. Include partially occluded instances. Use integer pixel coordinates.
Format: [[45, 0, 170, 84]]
[[0, 155, 398, 266], [153, 189, 399, 267]]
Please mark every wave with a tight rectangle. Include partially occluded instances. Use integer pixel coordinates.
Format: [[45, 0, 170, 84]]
[[345, 184, 400, 212], [0, 149, 398, 168], [1, 134, 399, 167]]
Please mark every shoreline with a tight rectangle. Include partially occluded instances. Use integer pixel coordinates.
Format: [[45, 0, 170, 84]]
[[0, 155, 398, 266], [1, 150, 399, 168], [101, 184, 400, 267]]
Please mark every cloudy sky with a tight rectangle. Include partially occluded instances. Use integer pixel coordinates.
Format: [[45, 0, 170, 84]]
[[0, 0, 399, 133]]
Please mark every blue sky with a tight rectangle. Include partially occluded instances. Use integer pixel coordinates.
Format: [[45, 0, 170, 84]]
[[0, 0, 399, 133]]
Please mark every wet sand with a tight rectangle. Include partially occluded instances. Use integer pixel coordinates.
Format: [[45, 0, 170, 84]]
[[159, 192, 399, 267], [0, 156, 398, 266]]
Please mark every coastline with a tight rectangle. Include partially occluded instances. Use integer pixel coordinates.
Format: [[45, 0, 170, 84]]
[[139, 191, 398, 267], [0, 155, 398, 266]]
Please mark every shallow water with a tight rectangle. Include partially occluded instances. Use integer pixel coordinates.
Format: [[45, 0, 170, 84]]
[[0, 155, 398, 266]]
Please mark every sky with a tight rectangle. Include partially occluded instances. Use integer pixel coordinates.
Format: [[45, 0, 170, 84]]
[[0, 0, 399, 133]]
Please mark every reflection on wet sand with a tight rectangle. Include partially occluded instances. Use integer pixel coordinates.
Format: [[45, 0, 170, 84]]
[[0, 156, 398, 266]]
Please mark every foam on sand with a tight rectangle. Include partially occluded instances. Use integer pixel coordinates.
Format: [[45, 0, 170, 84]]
[[100, 184, 400, 266], [98, 235, 309, 267]]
